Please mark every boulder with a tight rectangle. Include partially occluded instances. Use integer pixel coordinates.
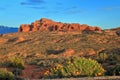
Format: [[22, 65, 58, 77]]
[[116, 31, 120, 36], [63, 49, 75, 57]]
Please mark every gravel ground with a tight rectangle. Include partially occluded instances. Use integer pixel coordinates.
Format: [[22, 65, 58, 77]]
[[24, 76, 120, 80]]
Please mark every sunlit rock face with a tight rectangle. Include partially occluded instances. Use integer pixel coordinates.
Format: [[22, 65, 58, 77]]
[[18, 18, 102, 32]]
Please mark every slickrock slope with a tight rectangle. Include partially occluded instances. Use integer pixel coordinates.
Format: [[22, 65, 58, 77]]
[[18, 18, 102, 32]]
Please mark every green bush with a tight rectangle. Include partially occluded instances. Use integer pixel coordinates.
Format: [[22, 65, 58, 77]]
[[0, 68, 15, 80], [44, 57, 105, 78], [4, 57, 25, 69]]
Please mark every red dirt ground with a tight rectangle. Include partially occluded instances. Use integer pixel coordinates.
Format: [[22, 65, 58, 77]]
[[19, 64, 49, 79]]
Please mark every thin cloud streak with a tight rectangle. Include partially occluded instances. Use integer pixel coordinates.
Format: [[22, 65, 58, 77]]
[[0, 7, 6, 10], [20, 0, 45, 6], [100, 6, 120, 11], [56, 2, 62, 5], [29, 6, 45, 9], [66, 10, 84, 14]]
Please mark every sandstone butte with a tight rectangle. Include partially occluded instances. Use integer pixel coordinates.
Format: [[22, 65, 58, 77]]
[[18, 18, 102, 32]]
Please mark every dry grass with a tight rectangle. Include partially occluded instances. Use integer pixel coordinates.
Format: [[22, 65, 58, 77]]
[[0, 30, 120, 79], [0, 31, 120, 57]]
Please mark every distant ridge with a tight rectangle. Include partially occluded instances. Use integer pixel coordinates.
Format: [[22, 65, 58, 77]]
[[0, 25, 18, 34], [18, 18, 102, 32]]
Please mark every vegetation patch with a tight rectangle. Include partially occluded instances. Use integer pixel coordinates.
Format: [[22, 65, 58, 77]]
[[44, 57, 105, 78], [0, 68, 15, 80], [2, 57, 25, 69]]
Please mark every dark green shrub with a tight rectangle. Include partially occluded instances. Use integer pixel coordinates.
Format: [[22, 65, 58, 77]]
[[0, 68, 15, 80], [109, 54, 120, 64], [44, 57, 105, 78], [113, 64, 120, 76], [109, 61, 117, 65], [105, 64, 120, 76]]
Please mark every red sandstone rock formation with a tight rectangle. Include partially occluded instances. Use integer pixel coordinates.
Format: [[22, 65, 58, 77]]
[[18, 18, 102, 32]]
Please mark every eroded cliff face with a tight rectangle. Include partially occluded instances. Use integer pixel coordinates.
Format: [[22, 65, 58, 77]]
[[18, 18, 102, 32]]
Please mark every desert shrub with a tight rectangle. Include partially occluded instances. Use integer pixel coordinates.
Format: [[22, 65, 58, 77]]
[[97, 53, 108, 63], [0, 68, 15, 80], [106, 64, 120, 76], [36, 58, 68, 68], [12, 68, 23, 76], [37, 60, 51, 67], [27, 59, 38, 65], [44, 57, 105, 78], [9, 57, 25, 69], [112, 64, 120, 76], [109, 54, 120, 64], [0, 61, 3, 67], [109, 61, 117, 65], [4, 57, 25, 69], [114, 54, 120, 63]]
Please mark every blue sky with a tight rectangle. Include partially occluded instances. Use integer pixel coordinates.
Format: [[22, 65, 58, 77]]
[[0, 0, 120, 29]]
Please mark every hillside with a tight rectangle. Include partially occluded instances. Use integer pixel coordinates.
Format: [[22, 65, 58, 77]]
[[0, 22, 120, 79], [0, 25, 18, 34], [0, 29, 120, 57]]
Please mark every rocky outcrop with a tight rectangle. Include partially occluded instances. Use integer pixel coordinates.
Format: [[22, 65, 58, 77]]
[[104, 27, 120, 36], [18, 18, 102, 32]]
